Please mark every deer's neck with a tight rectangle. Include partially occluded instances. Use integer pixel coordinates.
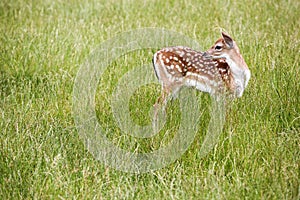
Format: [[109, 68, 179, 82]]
[[223, 56, 250, 97]]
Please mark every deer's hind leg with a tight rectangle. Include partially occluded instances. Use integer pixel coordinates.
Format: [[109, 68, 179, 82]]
[[153, 84, 171, 121], [152, 81, 184, 131]]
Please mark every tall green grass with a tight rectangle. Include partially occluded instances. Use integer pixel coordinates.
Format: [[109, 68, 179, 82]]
[[1, 0, 299, 199]]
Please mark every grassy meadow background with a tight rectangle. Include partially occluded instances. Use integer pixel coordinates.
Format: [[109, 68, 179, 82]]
[[1, 0, 299, 199]]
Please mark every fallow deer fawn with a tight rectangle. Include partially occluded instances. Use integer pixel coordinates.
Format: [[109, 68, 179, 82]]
[[152, 32, 250, 118]]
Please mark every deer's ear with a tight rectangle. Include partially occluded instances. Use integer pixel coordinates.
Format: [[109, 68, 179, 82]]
[[222, 32, 233, 48]]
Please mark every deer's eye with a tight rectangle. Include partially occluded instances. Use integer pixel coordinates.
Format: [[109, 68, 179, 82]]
[[215, 45, 222, 50]]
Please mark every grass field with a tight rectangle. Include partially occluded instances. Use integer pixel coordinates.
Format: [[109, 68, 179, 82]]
[[1, 0, 299, 199]]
